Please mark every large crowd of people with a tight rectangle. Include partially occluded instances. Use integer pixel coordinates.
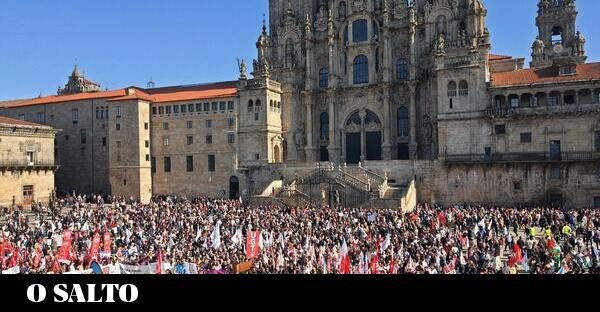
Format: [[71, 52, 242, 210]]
[[1, 195, 599, 274]]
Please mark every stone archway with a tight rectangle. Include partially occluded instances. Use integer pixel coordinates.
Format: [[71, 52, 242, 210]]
[[229, 176, 240, 199]]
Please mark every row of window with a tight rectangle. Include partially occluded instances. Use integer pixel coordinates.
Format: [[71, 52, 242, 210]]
[[161, 118, 235, 131], [153, 101, 235, 115], [163, 133, 235, 146], [447, 81, 470, 97], [153, 155, 216, 173]]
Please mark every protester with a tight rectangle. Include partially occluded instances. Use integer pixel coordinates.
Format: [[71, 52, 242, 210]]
[[1, 196, 599, 274]]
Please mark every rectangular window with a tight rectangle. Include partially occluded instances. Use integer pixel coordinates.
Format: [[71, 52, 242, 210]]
[[595, 197, 600, 209], [495, 124, 506, 135], [211, 102, 218, 111], [116, 141, 122, 148], [206, 135, 213, 144], [173, 105, 180, 114], [595, 131, 600, 152], [145, 140, 149, 148], [228, 133, 235, 144], [206, 120, 212, 128], [204, 103, 210, 112], [255, 154, 260, 160], [227, 117, 235, 127], [36, 112, 45, 124], [219, 102, 226, 111], [96, 108, 101, 120], [513, 182, 522, 191], [116, 106, 122, 118], [163, 123, 169, 130], [116, 124, 121, 131], [186, 156, 194, 172], [181, 105, 187, 113], [80, 129, 86, 144], [102, 137, 107, 147], [145, 154, 150, 162], [550, 166, 561, 180], [151, 157, 156, 173], [65, 135, 69, 141], [166, 106, 172, 114], [72, 109, 79, 123], [188, 104, 195, 112], [510, 98, 520, 108], [227, 101, 235, 110], [152, 107, 157, 115], [520, 132, 532, 143], [208, 155, 215, 172], [187, 121, 193, 129], [164, 157, 171, 173], [163, 137, 169, 146], [144, 122, 149, 130], [159, 106, 165, 114], [196, 103, 202, 112], [187, 135, 194, 145], [548, 95, 559, 106], [123, 179, 127, 186]]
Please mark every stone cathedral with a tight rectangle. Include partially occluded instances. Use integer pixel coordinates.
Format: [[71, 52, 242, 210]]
[[2, 0, 600, 209]]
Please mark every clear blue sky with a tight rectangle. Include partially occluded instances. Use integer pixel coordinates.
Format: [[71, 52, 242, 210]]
[[0, 0, 598, 100]]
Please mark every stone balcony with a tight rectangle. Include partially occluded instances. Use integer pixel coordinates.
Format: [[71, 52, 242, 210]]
[[0, 159, 58, 170], [484, 102, 600, 119]]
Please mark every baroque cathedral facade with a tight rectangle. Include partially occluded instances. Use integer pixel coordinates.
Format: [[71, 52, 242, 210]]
[[2, 0, 600, 209]]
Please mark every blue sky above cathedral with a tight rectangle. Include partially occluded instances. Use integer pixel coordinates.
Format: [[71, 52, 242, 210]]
[[0, 0, 598, 100]]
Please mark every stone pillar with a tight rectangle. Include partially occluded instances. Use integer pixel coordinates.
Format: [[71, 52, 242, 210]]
[[408, 81, 418, 160], [382, 84, 392, 160], [304, 92, 317, 162], [360, 109, 367, 162], [328, 92, 340, 162]]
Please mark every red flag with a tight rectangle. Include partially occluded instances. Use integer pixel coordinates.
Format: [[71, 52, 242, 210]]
[[246, 231, 261, 259], [156, 249, 163, 275], [103, 232, 112, 257], [369, 252, 380, 274], [88, 232, 101, 263], [51, 258, 61, 274], [32, 244, 43, 268], [388, 253, 396, 274], [340, 255, 351, 274], [57, 230, 73, 264]]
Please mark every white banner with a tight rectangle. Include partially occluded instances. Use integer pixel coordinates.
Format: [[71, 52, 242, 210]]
[[2, 266, 20, 274]]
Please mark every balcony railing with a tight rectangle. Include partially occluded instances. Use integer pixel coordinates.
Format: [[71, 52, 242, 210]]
[[0, 159, 58, 169], [485, 102, 600, 119], [445, 152, 600, 164]]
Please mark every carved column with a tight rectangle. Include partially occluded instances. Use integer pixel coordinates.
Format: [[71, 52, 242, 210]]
[[360, 109, 367, 162], [408, 81, 418, 160], [304, 92, 317, 162], [382, 84, 392, 160], [328, 91, 340, 162]]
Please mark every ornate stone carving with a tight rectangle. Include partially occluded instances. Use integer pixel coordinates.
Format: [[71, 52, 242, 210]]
[[352, 0, 367, 12]]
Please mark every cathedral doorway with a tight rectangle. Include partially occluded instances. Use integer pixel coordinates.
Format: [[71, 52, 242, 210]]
[[229, 176, 240, 199], [398, 143, 410, 160], [273, 145, 281, 163], [344, 109, 383, 164]]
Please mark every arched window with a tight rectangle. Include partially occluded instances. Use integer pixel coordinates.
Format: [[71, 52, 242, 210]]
[[319, 68, 329, 88], [397, 107, 409, 137], [285, 39, 295, 68], [458, 80, 469, 96], [248, 100, 254, 112], [320, 112, 329, 141], [365, 110, 381, 125], [269, 100, 274, 111], [373, 0, 382, 11], [436, 15, 447, 37], [353, 55, 369, 84], [397, 58, 409, 80], [339, 1, 347, 19], [255, 99, 262, 112], [343, 26, 349, 45], [277, 102, 281, 112], [552, 26, 563, 45], [447, 81, 457, 97], [352, 19, 368, 43]]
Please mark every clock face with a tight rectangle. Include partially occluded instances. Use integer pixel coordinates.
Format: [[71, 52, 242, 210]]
[[553, 44, 564, 54]]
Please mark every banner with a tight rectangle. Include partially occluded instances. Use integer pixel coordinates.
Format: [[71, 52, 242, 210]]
[[89, 233, 101, 262], [246, 231, 261, 259], [57, 230, 73, 264], [2, 266, 20, 274], [102, 232, 112, 258]]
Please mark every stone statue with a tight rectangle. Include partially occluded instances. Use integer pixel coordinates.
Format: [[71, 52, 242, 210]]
[[435, 34, 446, 55], [423, 115, 433, 144], [293, 128, 306, 148], [237, 59, 247, 79]]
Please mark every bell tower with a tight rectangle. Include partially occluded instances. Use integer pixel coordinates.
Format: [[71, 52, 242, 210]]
[[531, 0, 586, 68]]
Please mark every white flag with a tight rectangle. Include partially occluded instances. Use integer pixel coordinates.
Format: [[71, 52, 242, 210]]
[[210, 221, 222, 250]]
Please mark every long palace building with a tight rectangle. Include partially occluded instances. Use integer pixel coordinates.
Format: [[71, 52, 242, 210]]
[[1, 0, 599, 209]]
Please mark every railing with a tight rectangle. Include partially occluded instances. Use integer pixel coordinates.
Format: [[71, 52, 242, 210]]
[[485, 102, 600, 119], [445, 152, 600, 164]]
